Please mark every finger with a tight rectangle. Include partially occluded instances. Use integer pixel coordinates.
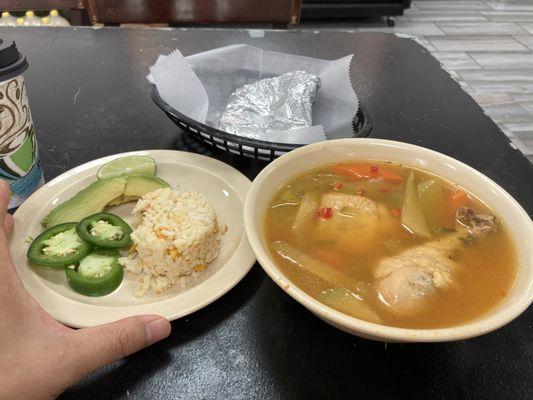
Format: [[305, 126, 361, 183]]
[[0, 181, 10, 224], [0, 183, 16, 277], [4, 213, 13, 236], [68, 315, 171, 377], [0, 213, 17, 279]]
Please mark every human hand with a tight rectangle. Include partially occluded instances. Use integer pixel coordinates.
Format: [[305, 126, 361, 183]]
[[0, 181, 171, 400]]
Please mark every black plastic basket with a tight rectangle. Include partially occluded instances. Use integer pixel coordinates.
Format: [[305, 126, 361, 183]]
[[151, 86, 373, 161]]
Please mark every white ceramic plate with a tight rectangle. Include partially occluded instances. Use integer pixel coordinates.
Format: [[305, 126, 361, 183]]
[[11, 150, 256, 328]]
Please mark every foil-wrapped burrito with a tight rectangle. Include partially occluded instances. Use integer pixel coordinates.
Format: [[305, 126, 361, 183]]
[[216, 71, 319, 140], [148, 45, 358, 145]]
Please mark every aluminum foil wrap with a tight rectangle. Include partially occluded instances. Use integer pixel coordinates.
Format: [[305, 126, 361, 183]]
[[216, 71, 319, 139]]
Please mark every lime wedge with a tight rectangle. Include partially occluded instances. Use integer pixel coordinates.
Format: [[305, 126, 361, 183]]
[[97, 156, 157, 180]]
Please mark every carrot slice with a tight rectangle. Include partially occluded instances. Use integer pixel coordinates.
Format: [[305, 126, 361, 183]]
[[331, 163, 403, 183], [449, 190, 469, 210], [390, 207, 402, 218], [311, 247, 343, 268]]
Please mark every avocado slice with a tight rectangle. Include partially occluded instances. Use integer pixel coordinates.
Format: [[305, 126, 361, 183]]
[[107, 195, 139, 207], [107, 175, 170, 206], [42, 177, 127, 228], [125, 175, 170, 196], [42, 175, 170, 226]]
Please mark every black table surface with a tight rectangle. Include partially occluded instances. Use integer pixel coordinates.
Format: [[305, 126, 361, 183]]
[[4, 27, 532, 400]]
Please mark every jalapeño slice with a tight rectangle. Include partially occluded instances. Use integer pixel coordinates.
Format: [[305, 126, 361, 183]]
[[27, 222, 92, 268], [76, 212, 132, 249], [65, 249, 123, 296]]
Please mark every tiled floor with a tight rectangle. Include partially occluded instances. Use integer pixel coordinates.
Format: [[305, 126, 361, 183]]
[[301, 0, 533, 162]]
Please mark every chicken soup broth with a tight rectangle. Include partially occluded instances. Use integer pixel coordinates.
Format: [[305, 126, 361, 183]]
[[264, 161, 518, 329]]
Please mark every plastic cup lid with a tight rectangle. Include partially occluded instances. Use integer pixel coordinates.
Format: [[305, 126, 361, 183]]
[[0, 39, 28, 80]]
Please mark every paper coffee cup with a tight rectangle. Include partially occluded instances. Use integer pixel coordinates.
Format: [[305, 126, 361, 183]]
[[0, 39, 44, 209]]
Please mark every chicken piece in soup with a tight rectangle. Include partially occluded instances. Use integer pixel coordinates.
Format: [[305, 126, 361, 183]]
[[264, 161, 517, 329]]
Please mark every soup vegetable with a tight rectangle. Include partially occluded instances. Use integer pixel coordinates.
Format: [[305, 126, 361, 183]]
[[264, 161, 517, 329]]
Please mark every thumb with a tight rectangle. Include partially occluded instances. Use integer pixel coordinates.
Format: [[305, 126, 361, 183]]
[[0, 180, 10, 226], [69, 315, 171, 376]]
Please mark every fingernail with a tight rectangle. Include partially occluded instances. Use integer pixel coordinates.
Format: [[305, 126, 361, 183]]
[[145, 317, 171, 345]]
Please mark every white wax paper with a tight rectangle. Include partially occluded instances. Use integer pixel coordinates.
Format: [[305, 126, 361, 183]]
[[148, 44, 358, 145]]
